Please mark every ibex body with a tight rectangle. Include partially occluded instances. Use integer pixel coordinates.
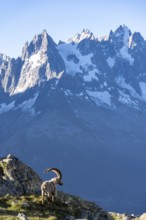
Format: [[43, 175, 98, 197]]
[[41, 168, 63, 205]]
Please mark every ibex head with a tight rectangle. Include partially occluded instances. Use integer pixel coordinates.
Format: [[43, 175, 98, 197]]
[[45, 168, 63, 185]]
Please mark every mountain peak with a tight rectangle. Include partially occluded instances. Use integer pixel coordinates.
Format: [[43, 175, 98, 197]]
[[109, 25, 132, 44], [32, 29, 48, 42], [42, 29, 48, 36], [68, 29, 95, 43], [114, 25, 131, 35], [21, 30, 56, 60], [116, 24, 130, 32], [31, 30, 50, 52], [0, 53, 10, 63], [129, 32, 145, 48]]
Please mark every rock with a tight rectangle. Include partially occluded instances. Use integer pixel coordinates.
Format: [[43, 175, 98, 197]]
[[0, 154, 42, 195], [110, 212, 140, 220], [17, 213, 29, 220], [58, 191, 113, 220], [65, 216, 75, 220], [140, 213, 146, 220], [21, 202, 30, 208]]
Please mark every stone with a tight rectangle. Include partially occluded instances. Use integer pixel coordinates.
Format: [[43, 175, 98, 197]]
[[57, 191, 113, 220], [0, 154, 42, 196], [140, 213, 146, 220], [17, 213, 29, 220]]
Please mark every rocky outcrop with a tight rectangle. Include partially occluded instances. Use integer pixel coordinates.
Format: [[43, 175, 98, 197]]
[[0, 154, 113, 219], [57, 191, 113, 220], [0, 154, 42, 195]]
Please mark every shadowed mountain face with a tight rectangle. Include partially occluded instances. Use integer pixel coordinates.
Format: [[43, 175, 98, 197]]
[[0, 25, 146, 214]]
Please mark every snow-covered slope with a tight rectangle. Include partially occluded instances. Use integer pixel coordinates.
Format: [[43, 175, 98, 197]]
[[0, 25, 146, 111], [0, 25, 146, 214]]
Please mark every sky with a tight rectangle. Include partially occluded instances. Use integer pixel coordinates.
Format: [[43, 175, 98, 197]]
[[0, 0, 146, 58]]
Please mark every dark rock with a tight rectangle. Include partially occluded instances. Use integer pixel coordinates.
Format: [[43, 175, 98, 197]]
[[58, 191, 113, 220]]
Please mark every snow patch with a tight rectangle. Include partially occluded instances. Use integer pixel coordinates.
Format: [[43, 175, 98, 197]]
[[16, 93, 39, 114], [58, 43, 95, 76], [29, 52, 46, 69], [116, 77, 139, 98], [118, 27, 134, 65], [103, 82, 107, 87], [119, 46, 134, 65], [83, 70, 98, 82], [106, 57, 115, 68], [0, 101, 15, 114], [139, 82, 146, 101], [118, 90, 139, 108], [123, 26, 130, 44], [64, 90, 73, 96], [86, 90, 111, 106], [128, 35, 137, 48]]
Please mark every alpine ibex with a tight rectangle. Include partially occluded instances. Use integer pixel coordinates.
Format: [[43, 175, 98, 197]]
[[41, 168, 63, 205]]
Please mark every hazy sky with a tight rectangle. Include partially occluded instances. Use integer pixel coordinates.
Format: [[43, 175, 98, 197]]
[[0, 0, 146, 58]]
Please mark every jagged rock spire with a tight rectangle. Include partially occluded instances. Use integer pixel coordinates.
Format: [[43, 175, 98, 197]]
[[68, 28, 95, 43]]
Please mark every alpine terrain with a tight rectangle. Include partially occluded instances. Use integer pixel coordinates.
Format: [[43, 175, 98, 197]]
[[0, 25, 146, 214]]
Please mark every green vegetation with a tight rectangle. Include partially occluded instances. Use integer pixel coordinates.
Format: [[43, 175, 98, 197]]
[[0, 194, 79, 220]]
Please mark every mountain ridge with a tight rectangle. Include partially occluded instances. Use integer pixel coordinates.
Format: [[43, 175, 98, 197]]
[[0, 24, 146, 110]]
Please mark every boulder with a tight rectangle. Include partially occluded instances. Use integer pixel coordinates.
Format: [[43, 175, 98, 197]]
[[0, 154, 42, 195], [140, 213, 146, 220]]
